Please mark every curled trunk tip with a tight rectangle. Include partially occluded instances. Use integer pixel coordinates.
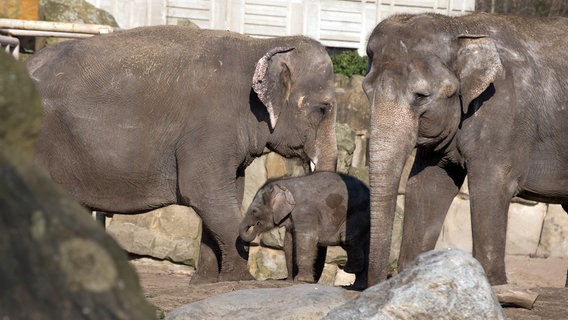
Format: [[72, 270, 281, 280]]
[[239, 224, 257, 242]]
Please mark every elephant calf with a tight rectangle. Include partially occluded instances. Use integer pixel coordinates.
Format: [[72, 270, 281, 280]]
[[239, 172, 370, 289]]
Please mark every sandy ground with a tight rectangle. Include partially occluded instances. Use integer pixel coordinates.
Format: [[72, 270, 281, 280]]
[[133, 255, 568, 319]]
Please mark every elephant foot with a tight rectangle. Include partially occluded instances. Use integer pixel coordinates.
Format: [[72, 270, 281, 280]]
[[218, 269, 255, 282], [343, 261, 364, 274], [346, 274, 368, 291], [189, 269, 219, 285], [295, 273, 315, 283]]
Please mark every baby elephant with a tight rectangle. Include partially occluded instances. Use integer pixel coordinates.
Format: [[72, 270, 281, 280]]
[[239, 171, 369, 289]]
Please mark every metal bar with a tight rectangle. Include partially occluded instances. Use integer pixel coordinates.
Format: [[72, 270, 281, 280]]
[[0, 29, 96, 38], [0, 19, 113, 35], [0, 34, 19, 60], [0, 34, 19, 46]]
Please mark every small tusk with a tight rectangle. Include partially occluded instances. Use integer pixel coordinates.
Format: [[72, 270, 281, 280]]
[[310, 161, 316, 172], [298, 96, 305, 109]]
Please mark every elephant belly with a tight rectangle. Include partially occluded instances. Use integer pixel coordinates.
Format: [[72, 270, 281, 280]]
[[518, 163, 568, 204], [36, 109, 180, 213]]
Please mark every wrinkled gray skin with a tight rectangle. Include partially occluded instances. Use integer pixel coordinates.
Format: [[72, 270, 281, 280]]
[[26, 26, 337, 284], [364, 12, 568, 286], [239, 172, 370, 289]]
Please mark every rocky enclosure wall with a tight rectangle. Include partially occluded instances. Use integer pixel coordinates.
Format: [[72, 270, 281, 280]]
[[107, 74, 568, 285]]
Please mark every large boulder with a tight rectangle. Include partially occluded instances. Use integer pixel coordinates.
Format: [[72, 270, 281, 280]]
[[40, 0, 118, 27], [0, 51, 42, 160], [36, 0, 119, 49], [0, 51, 155, 319], [107, 206, 202, 267], [165, 284, 350, 320], [324, 248, 505, 320]]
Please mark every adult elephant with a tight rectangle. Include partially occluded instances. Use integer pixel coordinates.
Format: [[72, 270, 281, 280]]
[[364, 12, 568, 286], [26, 26, 337, 284]]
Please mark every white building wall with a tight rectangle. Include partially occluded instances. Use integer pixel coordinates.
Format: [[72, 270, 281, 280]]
[[86, 0, 474, 53]]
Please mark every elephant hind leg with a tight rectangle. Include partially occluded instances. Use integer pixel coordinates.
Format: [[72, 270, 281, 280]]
[[343, 245, 365, 274], [93, 211, 112, 229], [313, 246, 327, 283], [189, 228, 221, 284]]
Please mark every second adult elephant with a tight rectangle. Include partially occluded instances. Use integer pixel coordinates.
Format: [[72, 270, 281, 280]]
[[26, 26, 337, 283], [364, 13, 568, 286]]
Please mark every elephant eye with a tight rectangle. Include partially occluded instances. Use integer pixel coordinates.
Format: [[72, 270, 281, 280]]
[[412, 92, 431, 106], [313, 104, 331, 116]]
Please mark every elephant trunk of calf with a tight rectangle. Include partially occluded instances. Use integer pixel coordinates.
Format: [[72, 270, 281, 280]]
[[239, 221, 258, 243]]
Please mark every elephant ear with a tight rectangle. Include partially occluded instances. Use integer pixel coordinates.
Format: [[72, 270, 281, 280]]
[[269, 184, 296, 225], [252, 47, 295, 130], [456, 35, 504, 113]]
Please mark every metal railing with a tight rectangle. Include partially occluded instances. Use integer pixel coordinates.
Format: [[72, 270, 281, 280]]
[[0, 19, 115, 60]]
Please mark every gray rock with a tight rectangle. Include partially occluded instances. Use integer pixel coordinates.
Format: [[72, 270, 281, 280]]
[[335, 123, 356, 174], [241, 152, 268, 214], [107, 205, 201, 267], [324, 248, 505, 320], [247, 245, 288, 280], [38, 0, 119, 48], [0, 51, 155, 320], [41, 0, 118, 27], [165, 284, 349, 320], [536, 204, 568, 258], [335, 74, 370, 131], [0, 52, 42, 160]]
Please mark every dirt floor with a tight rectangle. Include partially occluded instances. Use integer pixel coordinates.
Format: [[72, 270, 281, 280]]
[[133, 255, 568, 319]]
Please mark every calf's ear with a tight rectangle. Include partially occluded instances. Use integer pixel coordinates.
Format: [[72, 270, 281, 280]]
[[252, 47, 295, 129], [456, 35, 504, 113], [269, 184, 296, 225]]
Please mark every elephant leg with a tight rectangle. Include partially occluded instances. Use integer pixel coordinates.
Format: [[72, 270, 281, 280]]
[[93, 211, 113, 229], [294, 232, 319, 283], [190, 206, 253, 283], [399, 155, 465, 272], [468, 167, 513, 285], [313, 246, 327, 283], [343, 245, 365, 274], [94, 211, 106, 228], [177, 160, 253, 284], [191, 227, 221, 284], [283, 229, 295, 280], [352, 237, 370, 290]]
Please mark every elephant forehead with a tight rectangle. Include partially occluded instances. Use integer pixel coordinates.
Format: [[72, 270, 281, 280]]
[[370, 16, 454, 57]]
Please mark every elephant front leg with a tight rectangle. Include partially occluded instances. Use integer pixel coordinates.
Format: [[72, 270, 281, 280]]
[[468, 168, 513, 285], [399, 157, 465, 271], [294, 232, 319, 283], [190, 206, 253, 284], [283, 228, 295, 281]]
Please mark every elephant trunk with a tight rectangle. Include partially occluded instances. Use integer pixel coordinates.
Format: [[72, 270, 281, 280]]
[[367, 100, 417, 286], [239, 219, 258, 243], [311, 105, 338, 172]]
